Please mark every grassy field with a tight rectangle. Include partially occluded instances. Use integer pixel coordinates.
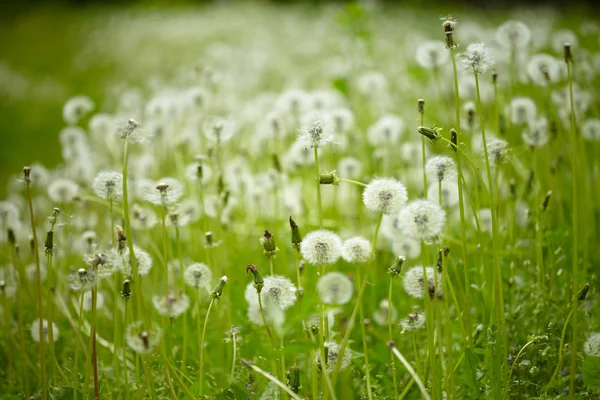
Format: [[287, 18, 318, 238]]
[[0, 2, 599, 399]]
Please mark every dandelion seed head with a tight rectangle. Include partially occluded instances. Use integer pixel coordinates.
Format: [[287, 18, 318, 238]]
[[30, 319, 59, 343], [63, 95, 94, 125], [143, 179, 184, 207], [415, 40, 449, 69], [152, 293, 190, 318], [510, 97, 537, 125], [403, 265, 442, 299], [337, 157, 363, 180], [363, 178, 408, 215], [584, 332, 600, 356], [398, 200, 446, 242], [367, 114, 405, 147], [262, 275, 297, 311], [204, 116, 237, 143], [527, 54, 561, 86], [582, 118, 600, 141], [317, 272, 354, 305], [112, 245, 153, 277], [522, 118, 549, 148], [118, 118, 144, 143], [317, 342, 352, 373], [372, 299, 398, 326], [47, 178, 79, 203], [460, 43, 493, 74], [297, 119, 334, 149], [183, 263, 213, 291], [400, 310, 426, 332], [126, 321, 161, 354], [341, 236, 372, 264], [487, 138, 511, 165], [300, 229, 343, 265], [495, 20, 531, 50], [427, 181, 460, 207], [426, 156, 457, 183], [92, 171, 123, 202]]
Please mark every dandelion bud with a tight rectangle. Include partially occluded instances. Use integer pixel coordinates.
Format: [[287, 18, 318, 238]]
[[541, 190, 552, 211], [492, 70, 498, 84], [23, 166, 31, 184], [289, 216, 302, 250], [121, 279, 132, 300], [319, 170, 340, 185], [578, 283, 590, 302], [450, 128, 458, 151], [564, 43, 573, 64], [29, 235, 34, 253], [246, 264, 264, 292], [387, 256, 405, 278], [168, 212, 179, 227], [44, 231, 54, 254], [116, 225, 126, 252], [7, 228, 16, 248], [260, 230, 279, 258], [426, 156, 457, 183], [418, 125, 441, 142], [211, 275, 228, 299], [418, 99, 425, 114], [287, 366, 301, 394], [206, 231, 214, 246]]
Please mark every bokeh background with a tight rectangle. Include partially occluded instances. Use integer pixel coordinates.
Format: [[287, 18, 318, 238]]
[[0, 0, 595, 194]]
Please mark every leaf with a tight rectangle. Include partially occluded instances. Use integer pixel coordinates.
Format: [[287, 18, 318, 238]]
[[582, 356, 600, 392], [49, 386, 76, 400], [464, 348, 481, 390]]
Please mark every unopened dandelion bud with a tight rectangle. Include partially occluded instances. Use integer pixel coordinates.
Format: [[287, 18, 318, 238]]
[[7, 228, 16, 248], [121, 279, 132, 300], [260, 230, 279, 257], [23, 166, 31, 184], [217, 175, 225, 195], [449, 128, 458, 151], [29, 235, 34, 253], [418, 125, 441, 142], [578, 283, 590, 302], [387, 256, 405, 278], [272, 153, 282, 173], [196, 163, 204, 180], [418, 99, 425, 114], [44, 231, 54, 254], [246, 264, 264, 292], [48, 207, 60, 228], [289, 216, 302, 250], [205, 231, 214, 247], [211, 275, 228, 299], [541, 190, 552, 211], [564, 43, 573, 63], [492, 70, 498, 84], [116, 225, 126, 252], [287, 366, 301, 393], [319, 170, 340, 185]]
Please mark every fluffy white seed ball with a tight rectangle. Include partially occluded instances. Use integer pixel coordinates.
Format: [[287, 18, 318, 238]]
[[398, 200, 446, 242], [362, 178, 408, 215], [300, 230, 343, 265], [317, 272, 354, 305], [341, 236, 372, 264]]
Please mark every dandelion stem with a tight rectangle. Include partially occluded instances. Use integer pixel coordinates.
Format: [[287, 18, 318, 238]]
[[257, 292, 276, 348], [503, 338, 539, 399], [339, 178, 367, 187], [356, 266, 374, 400], [229, 326, 237, 385], [388, 342, 432, 400], [91, 284, 100, 399], [199, 297, 215, 396], [25, 177, 47, 400], [314, 147, 323, 227], [161, 208, 169, 296], [388, 278, 399, 397], [240, 359, 304, 400]]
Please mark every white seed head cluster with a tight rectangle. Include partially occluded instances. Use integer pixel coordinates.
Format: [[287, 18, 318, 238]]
[[300, 229, 343, 265], [317, 272, 354, 305], [426, 156, 457, 183], [143, 179, 184, 207], [487, 138, 511, 165], [183, 263, 213, 291], [152, 293, 190, 318], [362, 177, 408, 215], [527, 54, 561, 86], [63, 95, 94, 125], [391, 235, 422, 260], [337, 157, 363, 180], [112, 245, 153, 277], [400, 311, 426, 332], [47, 178, 79, 203], [495, 20, 531, 50], [372, 299, 398, 326], [510, 97, 537, 125], [92, 171, 124, 202], [460, 43, 493, 75], [126, 321, 162, 354], [297, 119, 334, 149], [398, 200, 446, 242], [317, 342, 352, 373], [30, 319, 59, 343], [584, 332, 600, 356], [341, 236, 372, 264], [522, 118, 549, 148], [415, 40, 449, 69], [367, 114, 405, 146], [582, 118, 600, 141], [261, 275, 297, 311], [403, 265, 442, 299]]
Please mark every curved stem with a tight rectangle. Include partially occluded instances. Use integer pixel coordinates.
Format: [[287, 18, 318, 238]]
[[503, 339, 538, 399], [257, 293, 275, 348], [199, 297, 215, 396], [389, 343, 432, 400], [240, 359, 303, 400]]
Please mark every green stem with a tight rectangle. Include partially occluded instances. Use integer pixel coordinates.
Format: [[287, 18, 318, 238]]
[[240, 359, 304, 400], [388, 278, 399, 397], [161, 208, 169, 296], [356, 266, 373, 400], [389, 343, 432, 400], [73, 294, 84, 400], [503, 339, 538, 399], [199, 297, 215, 396], [91, 285, 100, 400], [339, 178, 367, 187], [314, 147, 323, 227]]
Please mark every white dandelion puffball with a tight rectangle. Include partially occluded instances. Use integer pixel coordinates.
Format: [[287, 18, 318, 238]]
[[337, 157, 363, 180], [487, 138, 511, 165], [527, 54, 560, 86], [262, 275, 297, 311], [391, 235, 422, 260], [398, 200, 446, 242], [582, 118, 600, 141], [415, 40, 449, 69], [113, 245, 153, 276], [30, 319, 59, 343], [126, 321, 162, 354], [522, 118, 549, 148], [427, 181, 460, 207], [510, 97, 537, 125], [341, 236, 372, 264], [300, 229, 343, 265], [152, 293, 190, 318], [584, 332, 600, 356], [143, 179, 184, 206], [372, 299, 398, 326], [460, 43, 493, 74], [317, 342, 352, 373], [400, 311, 426, 332], [63, 95, 94, 125], [362, 178, 408, 215], [183, 263, 213, 291], [425, 156, 457, 183], [82, 290, 105, 312], [92, 171, 124, 202], [403, 265, 442, 299], [317, 272, 354, 305], [297, 119, 334, 149], [495, 20, 531, 50], [47, 178, 79, 203], [367, 114, 405, 146]]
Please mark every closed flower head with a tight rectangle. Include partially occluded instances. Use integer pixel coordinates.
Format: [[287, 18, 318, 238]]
[[300, 229, 343, 265], [363, 177, 408, 215]]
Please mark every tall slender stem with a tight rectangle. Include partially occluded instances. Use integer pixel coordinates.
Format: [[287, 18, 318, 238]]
[[73, 294, 84, 400], [199, 297, 215, 396], [356, 266, 373, 400], [314, 147, 323, 227], [388, 278, 398, 397], [388, 343, 432, 400]]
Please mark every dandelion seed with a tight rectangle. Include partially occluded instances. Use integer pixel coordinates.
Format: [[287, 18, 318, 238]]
[[317, 272, 354, 305], [118, 118, 144, 142], [183, 263, 213, 291], [400, 310, 426, 332], [460, 43, 493, 74], [152, 293, 190, 318], [47, 178, 79, 203], [63, 95, 94, 125], [125, 321, 161, 354], [341, 236, 372, 264], [317, 342, 352, 373], [300, 229, 343, 265], [92, 171, 124, 202], [337, 157, 363, 180], [426, 156, 457, 183], [487, 138, 511, 165], [403, 265, 442, 299], [398, 200, 446, 242], [30, 319, 59, 343], [363, 178, 408, 215], [85, 252, 114, 278], [297, 119, 334, 149]]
